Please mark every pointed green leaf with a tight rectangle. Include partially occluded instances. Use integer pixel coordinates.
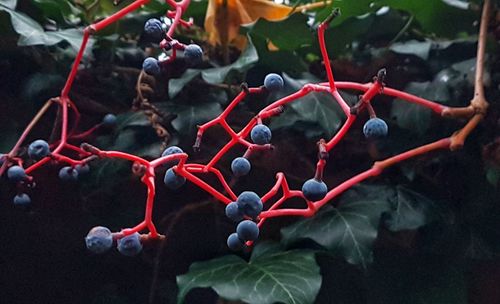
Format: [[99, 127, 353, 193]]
[[281, 197, 390, 269], [176, 243, 321, 304]]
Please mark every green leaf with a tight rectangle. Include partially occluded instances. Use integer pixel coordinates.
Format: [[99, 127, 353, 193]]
[[1, 0, 17, 9], [245, 13, 313, 51], [390, 40, 432, 60], [201, 36, 259, 84], [270, 73, 343, 138], [391, 81, 449, 135], [384, 186, 436, 231], [281, 195, 390, 269], [168, 36, 258, 98], [176, 243, 321, 304], [170, 101, 223, 136], [0, 4, 92, 52]]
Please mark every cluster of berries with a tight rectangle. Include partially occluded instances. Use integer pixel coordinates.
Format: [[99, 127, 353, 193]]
[[4, 114, 116, 207], [225, 192, 263, 251], [142, 18, 203, 76]]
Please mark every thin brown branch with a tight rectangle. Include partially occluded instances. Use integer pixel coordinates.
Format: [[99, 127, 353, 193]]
[[450, 0, 491, 150]]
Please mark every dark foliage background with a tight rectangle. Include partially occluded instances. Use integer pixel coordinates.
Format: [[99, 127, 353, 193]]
[[0, 0, 499, 303]]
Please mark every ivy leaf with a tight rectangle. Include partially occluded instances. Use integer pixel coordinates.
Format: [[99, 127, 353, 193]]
[[168, 36, 258, 98], [201, 35, 259, 84], [245, 13, 313, 51], [0, 4, 92, 52], [391, 80, 449, 135], [176, 243, 321, 304], [281, 195, 390, 269], [270, 73, 343, 139], [384, 186, 436, 231]]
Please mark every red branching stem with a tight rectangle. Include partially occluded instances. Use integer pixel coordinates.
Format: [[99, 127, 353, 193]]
[[325, 114, 356, 151], [318, 17, 336, 90]]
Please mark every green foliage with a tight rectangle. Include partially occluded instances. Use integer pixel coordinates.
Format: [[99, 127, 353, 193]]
[[177, 243, 321, 304]]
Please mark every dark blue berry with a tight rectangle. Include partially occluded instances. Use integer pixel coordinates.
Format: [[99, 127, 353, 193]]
[[102, 114, 117, 127], [75, 163, 90, 175], [363, 118, 388, 139], [85, 226, 113, 254], [161, 146, 183, 168], [302, 178, 328, 201], [13, 193, 31, 206], [164, 168, 186, 190], [236, 191, 263, 218], [59, 166, 78, 182], [236, 220, 259, 241], [264, 73, 284, 91], [143, 57, 161, 75], [28, 139, 50, 160], [144, 18, 164, 43], [250, 124, 272, 145], [227, 233, 245, 251], [225, 201, 244, 222], [184, 44, 203, 65], [7, 166, 26, 182], [117, 232, 142, 256], [231, 157, 251, 177]]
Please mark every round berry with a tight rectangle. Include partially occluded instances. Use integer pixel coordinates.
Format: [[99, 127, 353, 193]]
[[264, 73, 284, 91], [75, 163, 90, 175], [236, 220, 259, 242], [236, 191, 263, 218], [13, 193, 31, 206], [164, 168, 186, 190], [161, 146, 183, 168], [59, 166, 79, 182], [102, 114, 117, 127], [28, 139, 50, 160], [231, 157, 251, 177], [363, 118, 388, 139], [225, 201, 244, 222], [143, 18, 164, 43], [143, 57, 161, 75], [85, 226, 113, 254], [184, 44, 203, 65], [227, 233, 245, 251], [302, 178, 328, 202], [117, 232, 143, 257], [7, 166, 26, 182], [250, 124, 272, 145]]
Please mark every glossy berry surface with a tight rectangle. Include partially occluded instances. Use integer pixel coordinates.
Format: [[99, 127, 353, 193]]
[[143, 18, 164, 42], [28, 139, 50, 160], [143, 57, 161, 75], [85, 226, 113, 254], [225, 201, 244, 222], [59, 166, 79, 182], [164, 168, 186, 190], [13, 193, 31, 206], [102, 114, 117, 127], [184, 44, 203, 65], [7, 165, 26, 182], [363, 118, 388, 139], [236, 220, 259, 241], [236, 191, 263, 218], [250, 124, 272, 145], [231, 157, 251, 177], [161, 146, 183, 168], [117, 232, 143, 256], [302, 178, 328, 201], [264, 73, 284, 91], [227, 233, 245, 251]]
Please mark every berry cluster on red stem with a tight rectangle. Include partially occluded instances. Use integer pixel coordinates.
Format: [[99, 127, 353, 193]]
[[0, 0, 491, 256]]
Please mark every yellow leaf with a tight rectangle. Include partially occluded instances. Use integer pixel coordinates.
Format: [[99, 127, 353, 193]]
[[205, 0, 332, 50]]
